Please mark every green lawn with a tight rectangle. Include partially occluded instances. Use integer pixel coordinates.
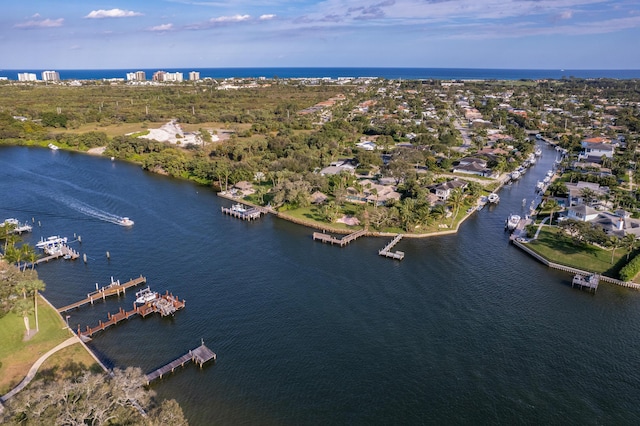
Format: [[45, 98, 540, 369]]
[[0, 295, 95, 395], [527, 227, 629, 277]]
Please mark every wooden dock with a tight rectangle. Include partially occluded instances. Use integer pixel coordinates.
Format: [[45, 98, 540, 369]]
[[57, 275, 146, 313], [378, 234, 405, 260], [145, 342, 217, 384], [312, 229, 366, 247], [78, 291, 185, 338], [221, 204, 264, 221]]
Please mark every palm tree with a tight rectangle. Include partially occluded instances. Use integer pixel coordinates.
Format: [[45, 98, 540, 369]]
[[430, 204, 446, 224], [623, 234, 637, 261], [447, 188, 466, 227], [13, 299, 32, 335], [28, 279, 46, 332], [545, 198, 559, 225], [609, 236, 621, 264]]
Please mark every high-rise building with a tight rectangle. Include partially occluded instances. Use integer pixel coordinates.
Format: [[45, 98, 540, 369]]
[[126, 71, 147, 81], [152, 71, 166, 82], [189, 71, 200, 81], [164, 72, 183, 82], [17, 73, 38, 82], [41, 71, 60, 82]]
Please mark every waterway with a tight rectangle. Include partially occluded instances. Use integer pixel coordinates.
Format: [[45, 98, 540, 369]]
[[2, 145, 640, 424]]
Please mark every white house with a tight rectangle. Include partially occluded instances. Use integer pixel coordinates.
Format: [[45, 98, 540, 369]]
[[566, 205, 600, 222], [578, 142, 614, 160]]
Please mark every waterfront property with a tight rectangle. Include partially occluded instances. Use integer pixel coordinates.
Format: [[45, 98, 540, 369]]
[[78, 291, 185, 338], [312, 229, 366, 246], [378, 234, 405, 260], [145, 341, 216, 384], [221, 204, 264, 221], [57, 276, 147, 313]]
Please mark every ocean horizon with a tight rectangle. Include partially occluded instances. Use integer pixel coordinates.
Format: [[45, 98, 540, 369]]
[[2, 67, 640, 81]]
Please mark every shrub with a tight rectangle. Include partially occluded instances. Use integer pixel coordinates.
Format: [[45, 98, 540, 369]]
[[619, 254, 640, 281]]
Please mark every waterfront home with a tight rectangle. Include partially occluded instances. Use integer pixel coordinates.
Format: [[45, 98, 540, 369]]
[[578, 141, 615, 161], [452, 157, 494, 177], [347, 179, 401, 206], [310, 191, 328, 204], [566, 205, 600, 222], [232, 181, 255, 196], [431, 179, 468, 202], [565, 181, 609, 207]]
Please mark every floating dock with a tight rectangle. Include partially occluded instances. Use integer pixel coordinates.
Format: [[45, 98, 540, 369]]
[[221, 204, 264, 221], [78, 291, 185, 338], [312, 229, 366, 247], [145, 342, 217, 384], [378, 234, 405, 260], [57, 275, 146, 313]]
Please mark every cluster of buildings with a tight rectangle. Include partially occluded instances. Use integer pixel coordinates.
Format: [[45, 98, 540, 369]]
[[125, 71, 200, 82], [16, 71, 60, 82]]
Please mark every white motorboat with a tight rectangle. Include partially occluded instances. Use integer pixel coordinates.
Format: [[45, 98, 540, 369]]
[[506, 214, 521, 231], [36, 235, 67, 249], [135, 287, 157, 304], [487, 193, 500, 204], [48, 143, 59, 150], [510, 170, 521, 180], [119, 217, 134, 227]]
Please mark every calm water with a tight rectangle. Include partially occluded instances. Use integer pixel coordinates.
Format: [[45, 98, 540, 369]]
[[2, 146, 640, 425], [3, 68, 640, 81]]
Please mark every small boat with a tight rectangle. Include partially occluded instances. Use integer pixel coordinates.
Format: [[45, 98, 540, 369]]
[[534, 146, 542, 156], [119, 217, 134, 227], [510, 170, 521, 180], [135, 287, 157, 304], [487, 193, 500, 204], [506, 214, 521, 231], [48, 143, 59, 150]]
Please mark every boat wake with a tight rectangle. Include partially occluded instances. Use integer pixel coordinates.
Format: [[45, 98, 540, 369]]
[[60, 196, 131, 226]]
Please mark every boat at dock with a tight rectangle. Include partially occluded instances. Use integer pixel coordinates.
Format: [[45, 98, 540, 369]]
[[135, 287, 158, 304], [119, 217, 134, 227], [1, 218, 32, 234], [487, 193, 500, 204], [231, 203, 248, 213], [36, 235, 68, 249], [506, 214, 521, 231]]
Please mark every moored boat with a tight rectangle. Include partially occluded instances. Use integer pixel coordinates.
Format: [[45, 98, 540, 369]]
[[506, 214, 521, 231], [48, 143, 59, 150], [487, 193, 500, 204], [135, 287, 158, 304]]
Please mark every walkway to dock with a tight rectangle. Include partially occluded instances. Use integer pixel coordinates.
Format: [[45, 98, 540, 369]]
[[57, 275, 146, 313], [78, 291, 185, 338], [378, 234, 405, 260], [312, 229, 366, 247], [145, 342, 216, 384], [221, 205, 264, 220]]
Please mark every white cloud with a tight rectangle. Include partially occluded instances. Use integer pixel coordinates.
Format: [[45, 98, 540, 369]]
[[15, 18, 64, 28], [85, 9, 143, 19], [558, 10, 574, 20], [260, 14, 277, 20], [149, 23, 175, 31], [210, 14, 251, 23]]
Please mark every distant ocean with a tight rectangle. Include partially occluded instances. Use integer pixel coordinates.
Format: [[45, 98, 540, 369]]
[[2, 67, 640, 81]]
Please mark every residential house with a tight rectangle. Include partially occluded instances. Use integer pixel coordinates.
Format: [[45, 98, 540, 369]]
[[566, 205, 600, 222], [565, 181, 609, 207], [431, 180, 468, 202], [578, 141, 615, 161], [319, 159, 358, 176]]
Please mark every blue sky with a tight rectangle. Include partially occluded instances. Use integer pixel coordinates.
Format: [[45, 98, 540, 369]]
[[2, 0, 640, 69]]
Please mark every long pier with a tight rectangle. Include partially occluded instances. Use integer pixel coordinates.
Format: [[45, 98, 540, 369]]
[[312, 229, 366, 247], [78, 291, 185, 338], [57, 275, 147, 313], [145, 342, 217, 384], [221, 204, 264, 221], [378, 234, 405, 260]]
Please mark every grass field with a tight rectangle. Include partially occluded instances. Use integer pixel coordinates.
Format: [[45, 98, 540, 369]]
[[527, 227, 629, 277], [0, 294, 97, 395]]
